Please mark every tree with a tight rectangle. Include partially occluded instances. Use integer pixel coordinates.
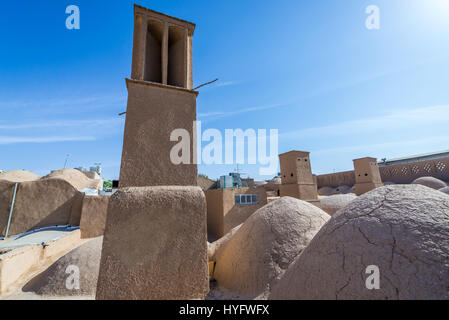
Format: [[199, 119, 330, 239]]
[[103, 180, 112, 189]]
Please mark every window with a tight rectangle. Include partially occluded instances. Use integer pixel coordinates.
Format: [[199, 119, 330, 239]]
[[235, 194, 259, 205], [235, 195, 240, 205]]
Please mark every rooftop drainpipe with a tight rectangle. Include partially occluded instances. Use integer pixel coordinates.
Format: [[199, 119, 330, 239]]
[[4, 183, 18, 239]]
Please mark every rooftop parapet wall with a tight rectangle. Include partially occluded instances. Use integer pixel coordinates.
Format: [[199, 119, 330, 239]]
[[317, 156, 449, 188], [316, 170, 356, 189], [380, 156, 449, 184], [0, 179, 83, 237]]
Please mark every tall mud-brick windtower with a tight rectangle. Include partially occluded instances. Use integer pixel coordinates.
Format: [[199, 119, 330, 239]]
[[119, 5, 197, 188], [353, 157, 384, 195], [96, 5, 208, 300], [279, 151, 321, 207]]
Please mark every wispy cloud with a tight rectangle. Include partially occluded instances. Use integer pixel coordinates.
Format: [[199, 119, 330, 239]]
[[214, 81, 241, 88], [302, 69, 404, 101], [281, 105, 449, 139], [0, 118, 122, 130], [198, 102, 291, 121], [0, 95, 127, 115], [0, 95, 123, 108], [197, 80, 244, 91], [197, 111, 226, 117], [0, 117, 124, 145], [298, 56, 444, 102], [312, 135, 449, 156], [0, 136, 96, 145]]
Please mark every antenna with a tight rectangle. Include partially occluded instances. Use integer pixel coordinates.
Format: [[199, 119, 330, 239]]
[[234, 164, 241, 174], [233, 164, 247, 177], [63, 154, 71, 169]]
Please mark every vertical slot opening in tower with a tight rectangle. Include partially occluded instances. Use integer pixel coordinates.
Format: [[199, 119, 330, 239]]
[[144, 20, 163, 83], [168, 26, 186, 87]]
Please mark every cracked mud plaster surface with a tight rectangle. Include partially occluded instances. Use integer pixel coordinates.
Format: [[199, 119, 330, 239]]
[[412, 176, 447, 190], [270, 185, 449, 300], [319, 194, 358, 216], [213, 197, 330, 299]]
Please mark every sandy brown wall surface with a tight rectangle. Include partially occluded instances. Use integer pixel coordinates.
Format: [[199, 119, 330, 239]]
[[119, 80, 198, 188], [79, 196, 110, 239], [198, 176, 216, 191], [206, 187, 268, 240], [205, 189, 224, 240], [222, 187, 268, 236], [317, 171, 356, 189], [0, 179, 83, 236], [96, 186, 208, 300]]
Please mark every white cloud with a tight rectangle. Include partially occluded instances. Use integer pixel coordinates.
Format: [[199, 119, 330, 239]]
[[281, 105, 449, 139], [197, 111, 226, 118], [0, 95, 123, 108], [0, 118, 122, 130], [198, 102, 290, 121], [214, 81, 240, 88], [312, 134, 449, 156], [0, 136, 96, 145], [197, 80, 244, 91], [0, 95, 127, 114]]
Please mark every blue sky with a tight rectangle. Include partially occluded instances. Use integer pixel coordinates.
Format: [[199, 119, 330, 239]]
[[1, 0, 449, 181]]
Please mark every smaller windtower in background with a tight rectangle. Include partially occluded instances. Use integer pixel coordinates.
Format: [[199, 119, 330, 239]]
[[279, 150, 320, 207], [353, 157, 384, 195]]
